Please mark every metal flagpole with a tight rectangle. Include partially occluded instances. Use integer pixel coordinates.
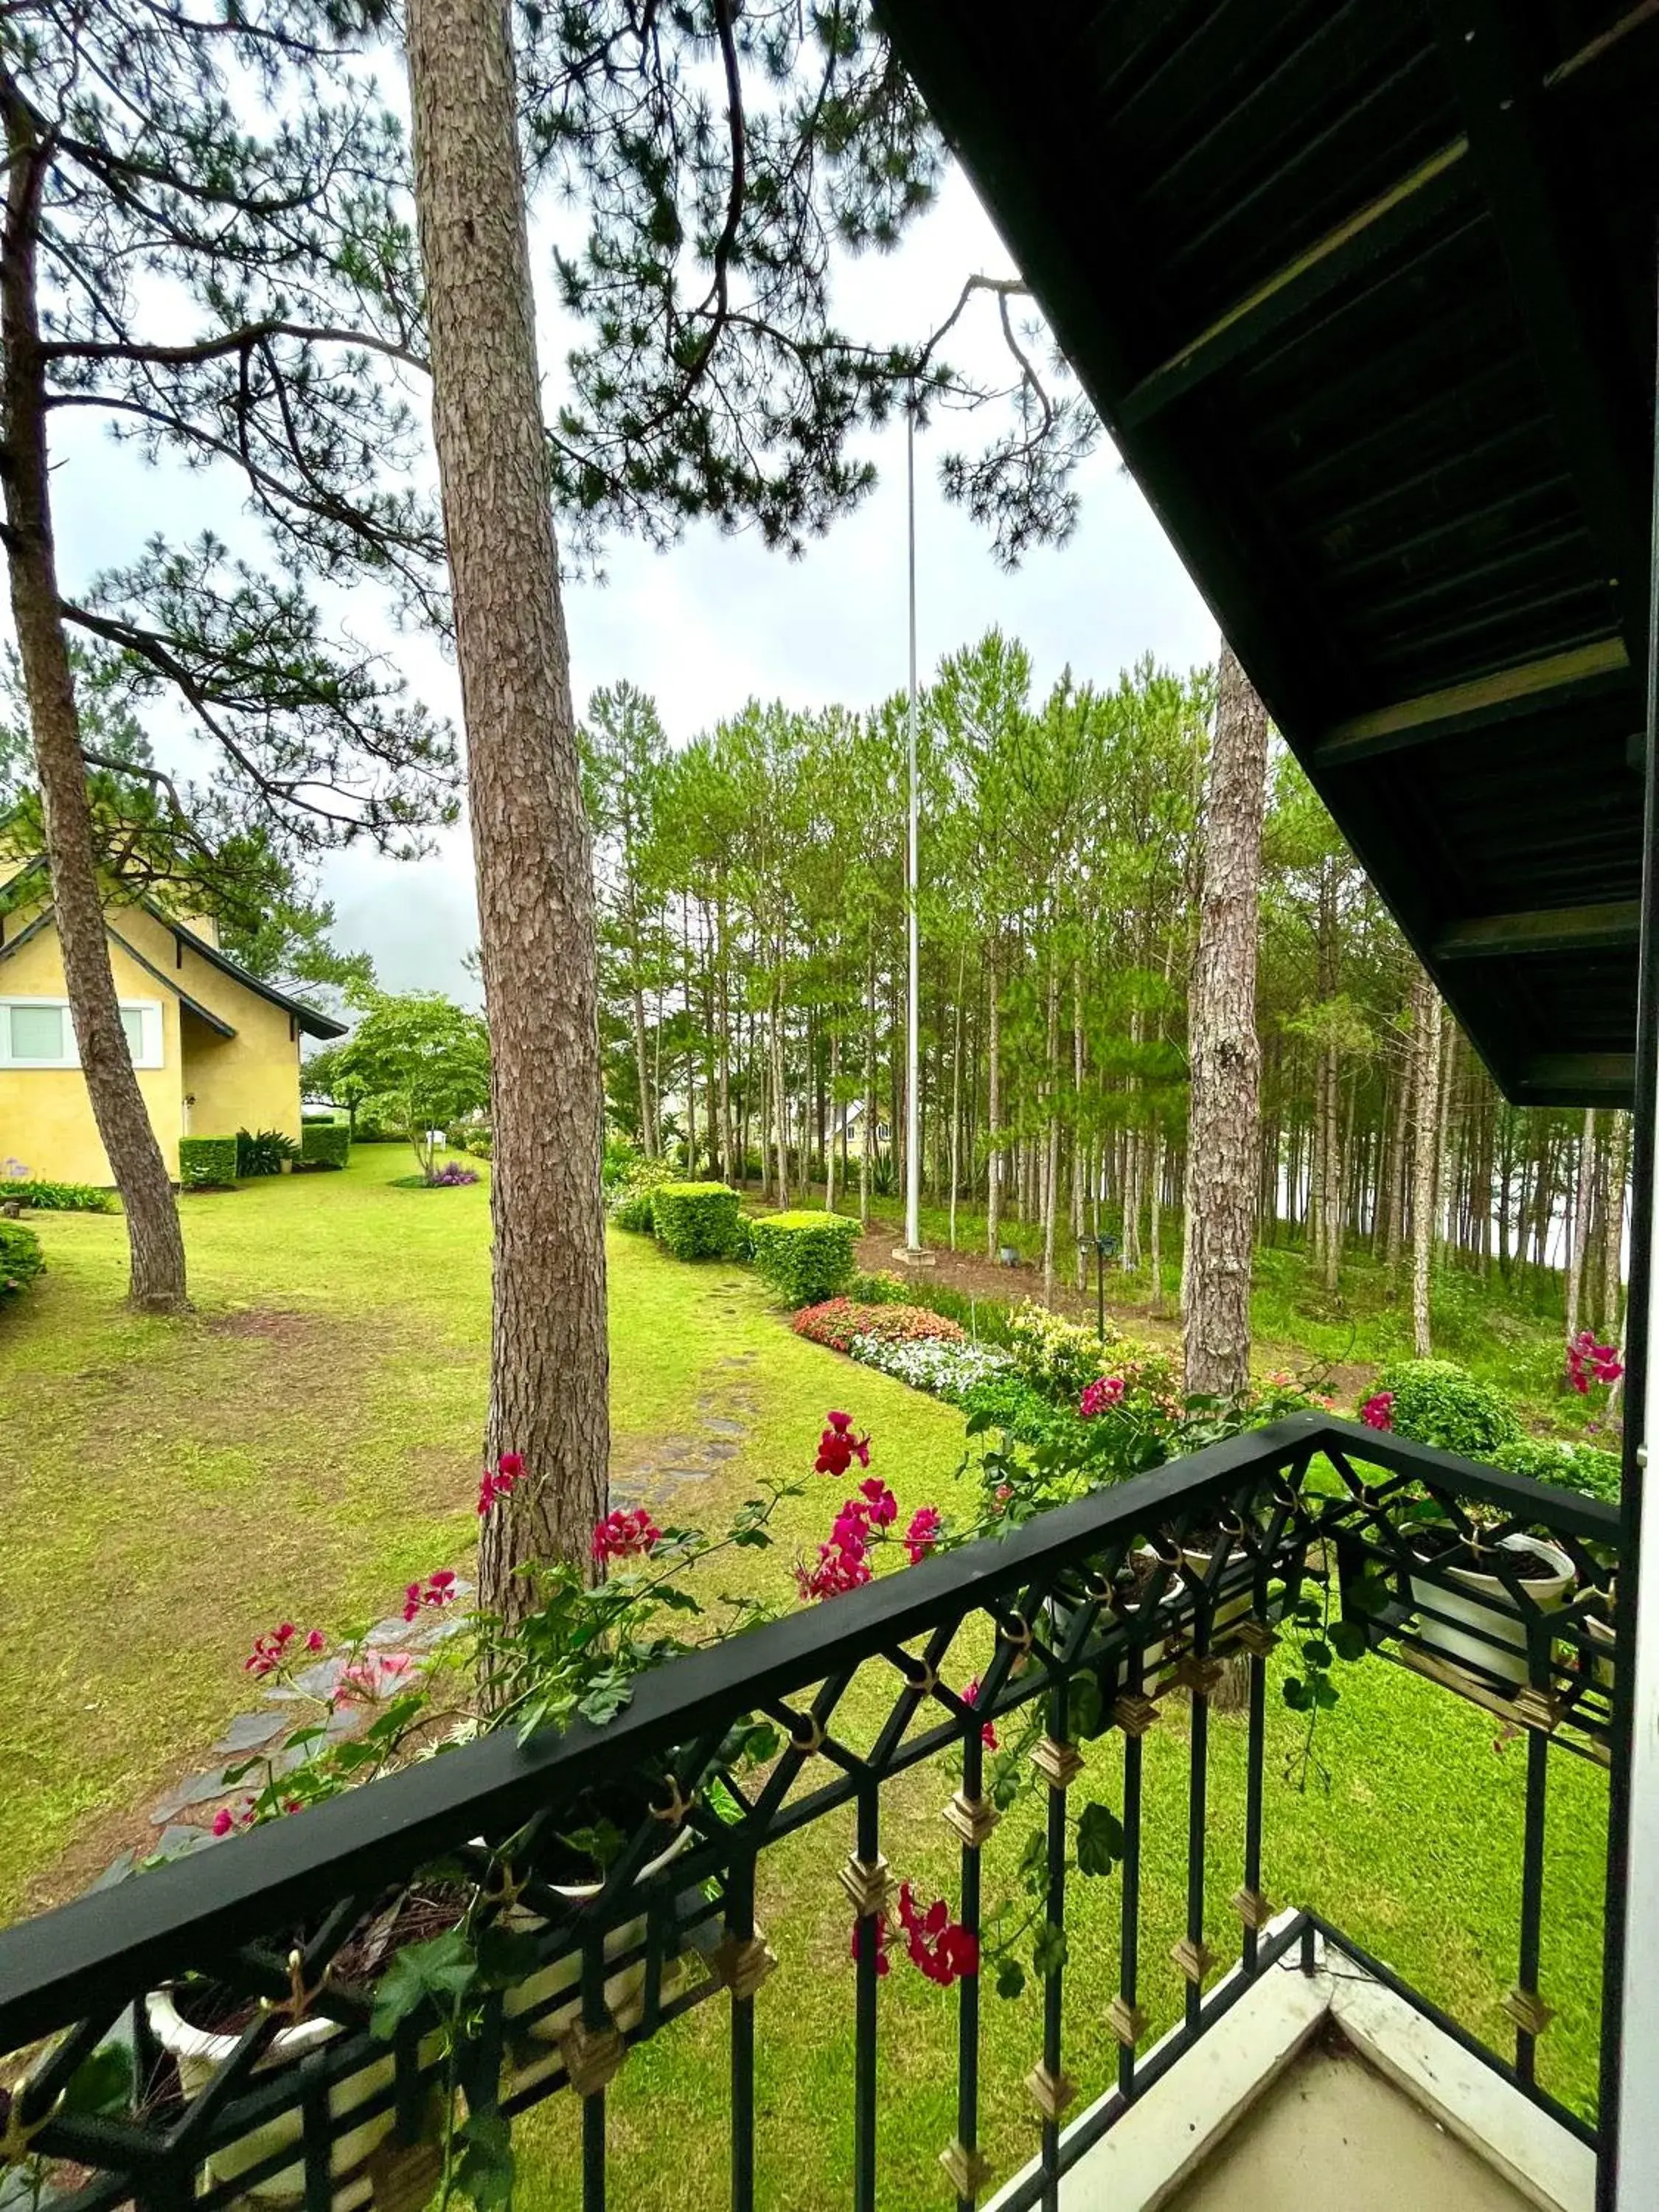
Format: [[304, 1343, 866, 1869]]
[[903, 389, 923, 1259]]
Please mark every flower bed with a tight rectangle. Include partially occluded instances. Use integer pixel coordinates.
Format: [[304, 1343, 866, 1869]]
[[793, 1298, 964, 1354]]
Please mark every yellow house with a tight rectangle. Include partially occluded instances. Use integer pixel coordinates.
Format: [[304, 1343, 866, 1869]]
[[0, 861, 345, 1186]]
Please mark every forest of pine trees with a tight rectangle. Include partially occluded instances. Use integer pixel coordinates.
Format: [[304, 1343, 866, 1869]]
[[582, 631, 1628, 1347]]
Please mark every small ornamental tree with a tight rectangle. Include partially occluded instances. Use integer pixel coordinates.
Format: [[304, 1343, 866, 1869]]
[[332, 995, 490, 1183]]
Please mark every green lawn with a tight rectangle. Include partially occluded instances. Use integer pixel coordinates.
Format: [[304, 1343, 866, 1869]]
[[0, 1153, 1607, 2204]]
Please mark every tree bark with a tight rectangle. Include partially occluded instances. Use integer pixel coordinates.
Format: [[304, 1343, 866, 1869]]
[[1409, 969, 1442, 1358], [1181, 643, 1267, 1400], [0, 94, 188, 1313], [407, 0, 608, 1611], [986, 942, 1003, 1259], [1565, 1106, 1596, 1349]]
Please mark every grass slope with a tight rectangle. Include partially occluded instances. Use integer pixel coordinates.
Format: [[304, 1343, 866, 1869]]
[[0, 1157, 1606, 2204]]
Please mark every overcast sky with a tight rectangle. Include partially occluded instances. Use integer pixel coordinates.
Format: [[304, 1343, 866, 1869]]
[[46, 145, 1219, 1004]]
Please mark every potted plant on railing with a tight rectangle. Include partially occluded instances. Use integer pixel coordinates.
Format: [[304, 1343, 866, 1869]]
[[139, 1457, 803, 2208]]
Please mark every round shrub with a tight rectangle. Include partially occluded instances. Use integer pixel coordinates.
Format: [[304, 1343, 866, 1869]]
[[749, 1210, 860, 1305], [0, 1217, 44, 1301], [650, 1180, 742, 1260], [1492, 1436, 1621, 1504], [1006, 1299, 1125, 1400], [1375, 1358, 1521, 1458]]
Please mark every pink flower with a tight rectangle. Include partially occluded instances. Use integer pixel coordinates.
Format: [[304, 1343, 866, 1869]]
[[592, 1506, 661, 1566], [212, 1798, 257, 1837], [305, 1629, 326, 1652], [1079, 1377, 1124, 1420], [478, 1452, 524, 1516], [244, 1622, 301, 1678], [815, 1410, 872, 1478], [1359, 1391, 1394, 1432], [962, 1676, 997, 1750], [796, 1543, 873, 1601], [1567, 1332, 1623, 1394], [403, 1570, 459, 1622], [858, 1476, 897, 1528], [904, 1506, 942, 1564], [340, 1652, 414, 1703], [896, 1882, 978, 1986]]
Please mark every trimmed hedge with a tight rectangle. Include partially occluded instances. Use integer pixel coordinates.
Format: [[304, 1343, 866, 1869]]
[[1492, 1436, 1621, 1503], [179, 1135, 238, 1189], [0, 1217, 44, 1301], [300, 1124, 351, 1169], [650, 1180, 742, 1260], [749, 1209, 860, 1306], [0, 1178, 115, 1213], [1376, 1358, 1521, 1458]]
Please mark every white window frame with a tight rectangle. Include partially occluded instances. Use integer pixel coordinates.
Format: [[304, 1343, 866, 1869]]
[[0, 995, 164, 1071]]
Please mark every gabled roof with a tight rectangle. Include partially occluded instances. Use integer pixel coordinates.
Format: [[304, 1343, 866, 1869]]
[[0, 894, 346, 1040], [879, 0, 1658, 1105], [139, 902, 347, 1040]]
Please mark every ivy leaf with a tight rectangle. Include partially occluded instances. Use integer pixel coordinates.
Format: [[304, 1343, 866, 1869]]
[[473, 1924, 546, 1992], [995, 1955, 1026, 2000], [1068, 1675, 1104, 1740], [369, 1929, 476, 2040], [1031, 1921, 1068, 1978], [1075, 1801, 1125, 1877], [1301, 1639, 1333, 1671], [1349, 1572, 1392, 1618], [455, 2111, 516, 2211], [1312, 1677, 1340, 1711], [1281, 1677, 1312, 1713], [1329, 1618, 1370, 1662]]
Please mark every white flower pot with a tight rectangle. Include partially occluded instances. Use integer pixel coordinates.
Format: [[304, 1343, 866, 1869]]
[[1408, 1534, 1576, 1688], [502, 1820, 699, 2050], [147, 1988, 407, 2208]]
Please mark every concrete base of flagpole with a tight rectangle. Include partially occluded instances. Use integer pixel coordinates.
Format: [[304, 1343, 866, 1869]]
[[891, 1246, 936, 1269]]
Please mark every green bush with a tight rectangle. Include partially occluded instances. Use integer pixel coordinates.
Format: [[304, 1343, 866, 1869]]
[[848, 1268, 911, 1306], [301, 1112, 338, 1127], [178, 1135, 238, 1188], [300, 1124, 351, 1170], [465, 1132, 493, 1161], [650, 1180, 742, 1260], [603, 1131, 641, 1190], [607, 1158, 676, 1232], [959, 1370, 1086, 1453], [1492, 1436, 1621, 1503], [1006, 1298, 1125, 1400], [236, 1127, 299, 1178], [748, 1210, 860, 1305], [1377, 1358, 1522, 1458], [0, 1217, 45, 1301], [0, 1178, 114, 1213]]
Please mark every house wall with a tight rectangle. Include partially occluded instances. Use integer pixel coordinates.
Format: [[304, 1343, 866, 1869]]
[[0, 925, 183, 1183], [0, 902, 302, 1183], [116, 906, 304, 1152]]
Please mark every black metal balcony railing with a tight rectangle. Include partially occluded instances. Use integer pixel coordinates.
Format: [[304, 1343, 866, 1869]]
[[0, 1416, 1619, 2212]]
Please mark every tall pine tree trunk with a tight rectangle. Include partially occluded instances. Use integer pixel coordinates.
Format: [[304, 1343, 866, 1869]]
[[1181, 644, 1267, 1400], [1410, 970, 1442, 1358], [986, 943, 1003, 1259], [1566, 1107, 1596, 1349], [1, 101, 187, 1313], [407, 0, 608, 1610]]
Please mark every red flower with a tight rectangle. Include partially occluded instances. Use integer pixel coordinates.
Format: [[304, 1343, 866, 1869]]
[[477, 1451, 525, 1517], [896, 1882, 978, 1986], [1079, 1377, 1124, 1419], [305, 1629, 326, 1652], [796, 1543, 873, 1601], [1566, 1332, 1623, 1394], [592, 1506, 661, 1566], [403, 1571, 460, 1623], [212, 1798, 257, 1837], [962, 1676, 998, 1750], [858, 1476, 898, 1528], [905, 1506, 942, 1563], [244, 1622, 301, 1678], [815, 1409, 872, 1478], [1359, 1391, 1394, 1432]]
